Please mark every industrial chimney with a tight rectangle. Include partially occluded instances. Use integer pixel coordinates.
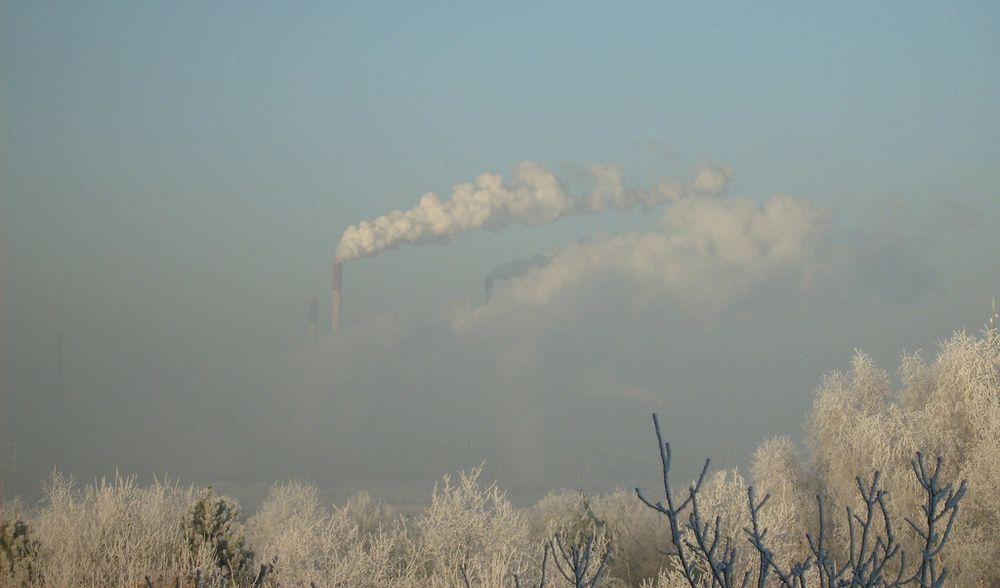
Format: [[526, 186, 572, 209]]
[[332, 262, 343, 333], [485, 276, 494, 303], [307, 297, 318, 340], [54, 334, 64, 467]]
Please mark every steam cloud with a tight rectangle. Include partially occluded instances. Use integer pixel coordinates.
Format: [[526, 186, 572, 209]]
[[452, 193, 831, 332], [334, 161, 734, 261]]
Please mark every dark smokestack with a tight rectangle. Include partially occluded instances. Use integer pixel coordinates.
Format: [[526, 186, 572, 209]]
[[54, 335, 63, 394], [54, 334, 64, 467], [332, 262, 343, 333], [485, 276, 494, 303], [307, 297, 318, 340]]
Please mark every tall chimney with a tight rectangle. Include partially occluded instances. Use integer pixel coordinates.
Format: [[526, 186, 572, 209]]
[[485, 276, 494, 303], [307, 297, 318, 340], [54, 334, 64, 467], [332, 262, 343, 333]]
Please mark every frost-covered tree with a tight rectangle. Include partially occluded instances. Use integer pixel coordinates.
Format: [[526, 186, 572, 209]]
[[749, 437, 815, 572], [646, 328, 994, 587], [644, 329, 1000, 586], [28, 473, 218, 588], [798, 329, 999, 586], [182, 487, 255, 582], [525, 492, 613, 587], [247, 482, 416, 587], [417, 465, 529, 588], [637, 414, 967, 588], [0, 516, 39, 584]]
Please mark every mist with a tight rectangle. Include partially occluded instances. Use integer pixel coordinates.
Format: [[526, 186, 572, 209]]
[[2, 2, 998, 514]]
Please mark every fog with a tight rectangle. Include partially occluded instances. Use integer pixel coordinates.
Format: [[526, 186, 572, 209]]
[[1, 3, 998, 508]]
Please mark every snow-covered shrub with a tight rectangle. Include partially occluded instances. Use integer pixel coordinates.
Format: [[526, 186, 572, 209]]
[[182, 487, 255, 582], [339, 491, 396, 537], [247, 482, 416, 587], [532, 490, 672, 587], [749, 437, 815, 571], [0, 517, 39, 585], [588, 490, 673, 587], [416, 465, 529, 587], [30, 473, 217, 588], [527, 491, 613, 587], [246, 481, 330, 585]]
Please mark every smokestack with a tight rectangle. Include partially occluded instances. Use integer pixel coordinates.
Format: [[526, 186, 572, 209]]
[[54, 334, 64, 467], [485, 276, 494, 303], [307, 297, 318, 340], [332, 262, 343, 333]]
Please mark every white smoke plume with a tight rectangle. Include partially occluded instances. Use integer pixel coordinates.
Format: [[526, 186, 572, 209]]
[[334, 160, 734, 261], [451, 193, 831, 332]]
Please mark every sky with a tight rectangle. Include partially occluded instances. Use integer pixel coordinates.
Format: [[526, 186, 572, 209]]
[[1, 1, 998, 503]]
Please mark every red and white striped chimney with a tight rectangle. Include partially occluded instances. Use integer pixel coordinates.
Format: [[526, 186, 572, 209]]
[[332, 262, 343, 333]]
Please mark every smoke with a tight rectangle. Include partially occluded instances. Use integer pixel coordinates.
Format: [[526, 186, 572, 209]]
[[334, 161, 734, 261], [451, 193, 831, 333]]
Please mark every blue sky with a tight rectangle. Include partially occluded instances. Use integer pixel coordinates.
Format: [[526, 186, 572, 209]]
[[1, 1, 998, 495]]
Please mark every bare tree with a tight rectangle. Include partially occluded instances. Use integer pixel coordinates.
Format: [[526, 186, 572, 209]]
[[637, 413, 966, 588]]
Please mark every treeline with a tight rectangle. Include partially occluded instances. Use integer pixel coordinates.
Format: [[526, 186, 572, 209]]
[[1, 329, 997, 587]]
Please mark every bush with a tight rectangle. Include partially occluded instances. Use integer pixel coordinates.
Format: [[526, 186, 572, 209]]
[[417, 465, 529, 587], [182, 487, 255, 582], [27, 473, 219, 588], [247, 482, 415, 587], [0, 517, 39, 584]]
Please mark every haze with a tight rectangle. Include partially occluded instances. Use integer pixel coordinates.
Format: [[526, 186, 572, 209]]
[[1, 2, 998, 505]]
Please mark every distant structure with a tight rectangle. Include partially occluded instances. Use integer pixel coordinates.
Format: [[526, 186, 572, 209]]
[[307, 297, 318, 341], [990, 297, 999, 330], [54, 334, 64, 468], [484, 253, 549, 304], [331, 262, 343, 333]]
